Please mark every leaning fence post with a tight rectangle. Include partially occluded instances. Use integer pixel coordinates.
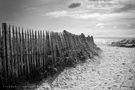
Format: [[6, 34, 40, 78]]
[[2, 23, 8, 84], [0, 26, 2, 86]]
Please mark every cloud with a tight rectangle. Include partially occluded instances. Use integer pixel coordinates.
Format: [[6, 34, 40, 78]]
[[94, 21, 135, 30], [112, 2, 135, 13], [46, 9, 135, 21], [45, 0, 135, 21], [96, 23, 105, 27], [46, 11, 68, 17], [96, 23, 105, 28], [68, 2, 81, 8], [46, 10, 102, 19]]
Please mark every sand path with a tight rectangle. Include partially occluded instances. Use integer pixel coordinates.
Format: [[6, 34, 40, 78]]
[[50, 45, 135, 90]]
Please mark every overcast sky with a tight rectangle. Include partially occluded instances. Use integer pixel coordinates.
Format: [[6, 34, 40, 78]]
[[0, 0, 135, 38]]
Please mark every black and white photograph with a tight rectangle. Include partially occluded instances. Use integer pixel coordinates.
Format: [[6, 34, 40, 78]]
[[0, 0, 135, 90]]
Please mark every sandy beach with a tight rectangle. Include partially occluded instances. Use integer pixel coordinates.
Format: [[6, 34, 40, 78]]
[[35, 39, 135, 90], [51, 41, 135, 90]]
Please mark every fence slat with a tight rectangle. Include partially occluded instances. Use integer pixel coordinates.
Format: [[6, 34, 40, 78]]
[[31, 30, 35, 71], [15, 26, 20, 79], [11, 26, 16, 82], [40, 31, 44, 67], [8, 25, 13, 83], [2, 23, 8, 84], [21, 28, 25, 77], [29, 30, 32, 74], [42, 31, 45, 67], [0, 27, 2, 84], [18, 28, 23, 77], [37, 31, 40, 67], [35, 30, 38, 67], [33, 31, 36, 67], [25, 30, 30, 77]]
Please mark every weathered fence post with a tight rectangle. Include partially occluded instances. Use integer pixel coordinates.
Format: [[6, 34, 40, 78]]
[[2, 23, 9, 84], [0, 26, 2, 86]]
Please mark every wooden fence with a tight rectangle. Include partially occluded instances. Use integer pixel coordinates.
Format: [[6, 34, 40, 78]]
[[0, 23, 97, 86]]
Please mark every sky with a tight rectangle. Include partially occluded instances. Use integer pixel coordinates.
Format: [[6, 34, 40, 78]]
[[0, 0, 135, 38]]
